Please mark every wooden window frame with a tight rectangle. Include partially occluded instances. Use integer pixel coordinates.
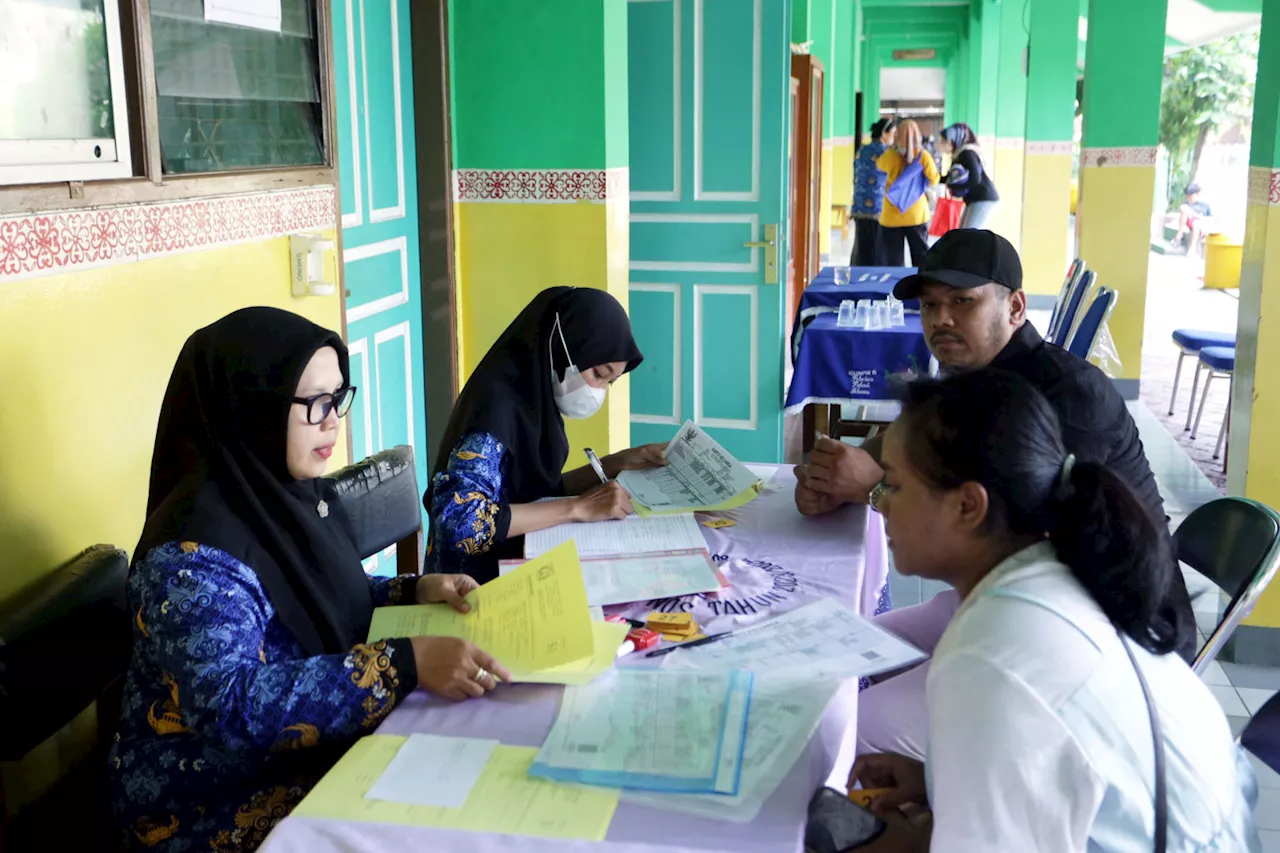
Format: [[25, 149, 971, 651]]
[[0, 0, 338, 217]]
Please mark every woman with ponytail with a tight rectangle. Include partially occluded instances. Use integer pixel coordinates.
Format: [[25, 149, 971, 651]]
[[849, 369, 1257, 852]]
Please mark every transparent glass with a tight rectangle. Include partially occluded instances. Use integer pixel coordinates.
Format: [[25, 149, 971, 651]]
[[149, 0, 323, 174], [0, 0, 116, 141]]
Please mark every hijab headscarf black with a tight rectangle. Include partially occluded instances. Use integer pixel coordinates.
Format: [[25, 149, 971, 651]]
[[431, 287, 643, 504], [134, 307, 372, 657]]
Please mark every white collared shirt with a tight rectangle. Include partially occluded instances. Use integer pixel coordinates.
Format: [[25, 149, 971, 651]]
[[925, 542, 1259, 852]]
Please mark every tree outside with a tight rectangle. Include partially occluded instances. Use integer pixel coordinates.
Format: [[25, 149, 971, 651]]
[[1158, 29, 1259, 212]]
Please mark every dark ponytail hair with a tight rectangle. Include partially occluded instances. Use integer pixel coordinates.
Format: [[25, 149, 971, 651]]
[[898, 369, 1180, 655]]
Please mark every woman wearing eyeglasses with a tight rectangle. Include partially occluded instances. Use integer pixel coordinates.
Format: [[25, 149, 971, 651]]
[[110, 308, 507, 852]]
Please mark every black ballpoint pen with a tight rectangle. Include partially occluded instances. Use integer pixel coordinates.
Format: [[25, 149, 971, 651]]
[[644, 631, 734, 659]]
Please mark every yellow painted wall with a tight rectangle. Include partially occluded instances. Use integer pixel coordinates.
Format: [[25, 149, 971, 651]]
[[990, 143, 1025, 251], [1238, 201, 1280, 627], [452, 200, 631, 465], [1020, 152, 1074, 297], [0, 231, 346, 605], [831, 142, 854, 207], [1076, 165, 1154, 382], [819, 144, 834, 254]]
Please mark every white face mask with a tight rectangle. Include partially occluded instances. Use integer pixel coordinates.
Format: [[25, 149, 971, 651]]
[[550, 314, 606, 419]]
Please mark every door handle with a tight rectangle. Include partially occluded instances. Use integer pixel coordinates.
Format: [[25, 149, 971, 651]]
[[743, 223, 779, 284]]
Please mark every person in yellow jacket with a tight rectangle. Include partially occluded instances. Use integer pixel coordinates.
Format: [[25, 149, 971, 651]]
[[876, 119, 940, 267]]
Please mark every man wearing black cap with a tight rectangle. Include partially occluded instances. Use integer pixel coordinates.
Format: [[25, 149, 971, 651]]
[[800, 229, 1196, 758]]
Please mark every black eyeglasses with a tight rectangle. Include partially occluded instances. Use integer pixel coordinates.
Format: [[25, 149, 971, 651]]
[[291, 386, 357, 425]]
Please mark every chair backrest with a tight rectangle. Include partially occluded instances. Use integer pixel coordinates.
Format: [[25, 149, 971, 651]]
[[1173, 497, 1280, 672], [0, 545, 130, 849], [1046, 258, 1085, 343], [327, 445, 423, 572], [1066, 287, 1118, 360], [1050, 269, 1096, 346], [1242, 689, 1280, 774]]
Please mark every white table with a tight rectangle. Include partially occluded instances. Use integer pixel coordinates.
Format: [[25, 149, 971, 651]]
[[260, 465, 890, 853]]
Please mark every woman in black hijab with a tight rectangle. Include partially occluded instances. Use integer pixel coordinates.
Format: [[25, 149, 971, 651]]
[[428, 287, 664, 581], [110, 307, 508, 852]]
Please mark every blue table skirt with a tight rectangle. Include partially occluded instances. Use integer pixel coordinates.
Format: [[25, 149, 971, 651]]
[[792, 266, 921, 362], [784, 314, 934, 414]]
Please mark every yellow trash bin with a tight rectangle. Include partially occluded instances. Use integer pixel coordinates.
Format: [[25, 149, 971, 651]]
[[1204, 233, 1243, 290]]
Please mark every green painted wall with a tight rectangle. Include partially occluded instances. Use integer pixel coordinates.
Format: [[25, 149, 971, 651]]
[[449, 0, 626, 169], [793, 0, 812, 44], [1250, 0, 1280, 167], [976, 0, 1001, 136], [835, 0, 857, 137], [853, 0, 863, 92], [1081, 0, 1168, 149], [1027, 0, 1079, 142], [995, 0, 1028, 139], [812, 0, 835, 136]]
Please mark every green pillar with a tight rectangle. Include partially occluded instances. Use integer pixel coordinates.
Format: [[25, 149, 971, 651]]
[[1224, 0, 1280, 664], [991, 0, 1029, 245], [1020, 0, 1079, 298], [862, 42, 881, 133], [971, 0, 1001, 148], [793, 0, 812, 45], [832, 0, 857, 216], [449, 0, 631, 456], [1077, 0, 1167, 397]]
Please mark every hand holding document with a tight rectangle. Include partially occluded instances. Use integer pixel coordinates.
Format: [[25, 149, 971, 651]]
[[368, 540, 595, 678], [616, 421, 764, 515], [660, 597, 926, 681], [294, 735, 620, 841], [529, 669, 753, 795]]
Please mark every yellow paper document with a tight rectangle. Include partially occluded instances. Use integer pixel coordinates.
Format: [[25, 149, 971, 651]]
[[520, 620, 628, 686], [367, 540, 595, 676], [293, 735, 620, 841]]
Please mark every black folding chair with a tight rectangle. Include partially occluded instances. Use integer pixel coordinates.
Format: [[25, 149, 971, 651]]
[[1173, 497, 1280, 674], [1241, 689, 1280, 774]]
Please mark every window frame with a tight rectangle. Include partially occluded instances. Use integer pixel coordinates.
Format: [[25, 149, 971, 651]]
[[0, 0, 337, 215]]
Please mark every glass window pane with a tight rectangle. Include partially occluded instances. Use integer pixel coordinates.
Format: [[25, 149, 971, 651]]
[[149, 0, 324, 174], [0, 0, 116, 142]]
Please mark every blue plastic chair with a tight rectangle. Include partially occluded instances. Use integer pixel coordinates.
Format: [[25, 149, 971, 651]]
[[1170, 329, 1236, 429], [1066, 287, 1117, 360], [1046, 259, 1086, 345], [1049, 270, 1096, 346], [1190, 346, 1235, 463]]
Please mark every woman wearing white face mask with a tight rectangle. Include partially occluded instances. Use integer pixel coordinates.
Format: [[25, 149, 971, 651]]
[[425, 287, 666, 582]]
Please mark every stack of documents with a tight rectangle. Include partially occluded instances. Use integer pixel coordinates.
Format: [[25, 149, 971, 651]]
[[617, 421, 764, 515], [529, 669, 754, 795], [503, 548, 725, 607], [367, 540, 627, 685], [524, 512, 707, 559]]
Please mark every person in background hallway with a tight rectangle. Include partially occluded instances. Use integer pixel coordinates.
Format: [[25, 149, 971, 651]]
[[875, 118, 939, 267], [110, 308, 506, 851], [850, 118, 895, 267], [1173, 182, 1216, 254], [938, 123, 999, 229], [850, 370, 1258, 852], [427, 287, 666, 583], [793, 230, 1196, 761]]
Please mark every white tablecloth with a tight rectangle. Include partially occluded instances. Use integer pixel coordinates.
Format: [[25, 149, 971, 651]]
[[260, 465, 890, 853]]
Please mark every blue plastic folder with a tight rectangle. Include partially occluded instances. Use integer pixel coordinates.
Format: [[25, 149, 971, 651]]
[[528, 669, 754, 795]]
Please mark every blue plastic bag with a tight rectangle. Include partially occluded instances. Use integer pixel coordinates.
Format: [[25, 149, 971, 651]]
[[885, 155, 928, 212]]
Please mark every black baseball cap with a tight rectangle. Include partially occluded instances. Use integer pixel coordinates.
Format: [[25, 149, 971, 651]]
[[893, 229, 1023, 300]]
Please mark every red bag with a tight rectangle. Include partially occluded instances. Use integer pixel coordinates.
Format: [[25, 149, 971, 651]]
[[930, 197, 964, 237]]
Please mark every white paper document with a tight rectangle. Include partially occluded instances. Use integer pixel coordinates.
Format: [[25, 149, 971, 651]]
[[363, 734, 498, 808], [582, 550, 723, 606], [624, 674, 840, 822], [661, 597, 926, 680], [523, 513, 706, 559], [530, 669, 753, 794], [204, 0, 282, 32], [617, 421, 763, 513]]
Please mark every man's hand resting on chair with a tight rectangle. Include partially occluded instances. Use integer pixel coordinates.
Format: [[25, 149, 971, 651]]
[[794, 437, 885, 516]]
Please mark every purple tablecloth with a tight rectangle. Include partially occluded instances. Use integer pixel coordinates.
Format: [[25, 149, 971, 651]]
[[785, 314, 933, 414], [260, 466, 890, 853]]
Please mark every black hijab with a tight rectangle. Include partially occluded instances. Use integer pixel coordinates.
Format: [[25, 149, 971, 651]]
[[134, 307, 373, 657], [431, 287, 643, 504]]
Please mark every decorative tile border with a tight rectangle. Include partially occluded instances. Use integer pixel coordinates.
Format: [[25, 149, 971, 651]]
[[0, 186, 336, 283], [827, 136, 856, 147], [1025, 141, 1074, 157], [977, 134, 996, 154], [1080, 146, 1159, 168], [453, 167, 629, 204], [1246, 166, 1280, 207], [994, 136, 1026, 150]]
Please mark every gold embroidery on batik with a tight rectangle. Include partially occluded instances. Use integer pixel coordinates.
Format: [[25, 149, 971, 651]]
[[147, 673, 189, 735]]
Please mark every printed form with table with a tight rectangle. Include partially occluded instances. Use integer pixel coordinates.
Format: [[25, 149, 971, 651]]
[[292, 421, 925, 843]]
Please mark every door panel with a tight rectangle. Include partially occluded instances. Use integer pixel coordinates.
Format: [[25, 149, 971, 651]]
[[628, 0, 788, 462], [333, 0, 426, 576]]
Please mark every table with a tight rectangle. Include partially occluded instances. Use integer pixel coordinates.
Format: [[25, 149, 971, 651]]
[[260, 466, 890, 853], [791, 266, 918, 364], [785, 314, 932, 416]]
